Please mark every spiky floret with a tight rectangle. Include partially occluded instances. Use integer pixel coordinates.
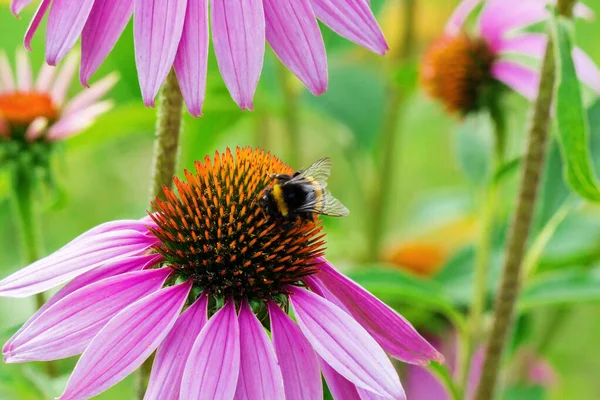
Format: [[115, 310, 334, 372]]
[[150, 147, 326, 301], [0, 93, 58, 127], [420, 34, 495, 115]]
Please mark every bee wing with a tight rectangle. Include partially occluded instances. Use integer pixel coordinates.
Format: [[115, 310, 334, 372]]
[[289, 157, 332, 188], [296, 190, 350, 217]]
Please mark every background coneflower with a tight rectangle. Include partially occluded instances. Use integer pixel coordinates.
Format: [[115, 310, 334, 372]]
[[0, 147, 441, 400]]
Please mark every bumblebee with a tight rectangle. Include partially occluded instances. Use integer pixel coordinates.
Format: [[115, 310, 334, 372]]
[[261, 157, 350, 221]]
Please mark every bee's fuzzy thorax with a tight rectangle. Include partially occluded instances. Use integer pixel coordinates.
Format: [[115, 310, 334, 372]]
[[149, 147, 326, 301]]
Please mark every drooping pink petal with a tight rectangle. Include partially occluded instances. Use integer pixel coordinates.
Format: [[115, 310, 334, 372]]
[[288, 286, 405, 399], [491, 60, 539, 100], [573, 47, 600, 93], [50, 53, 78, 106], [174, 0, 209, 117], [25, 117, 49, 141], [35, 63, 56, 92], [267, 302, 322, 400], [496, 33, 546, 59], [45, 0, 96, 65], [133, 0, 188, 107], [145, 294, 208, 400], [3, 254, 162, 356], [11, 0, 34, 16], [405, 364, 450, 400], [445, 0, 483, 35], [211, 0, 265, 111], [80, 0, 133, 86], [0, 230, 158, 297], [320, 359, 361, 400], [16, 49, 33, 91], [181, 300, 241, 400], [0, 52, 15, 93], [69, 218, 156, 246], [574, 2, 595, 20], [310, 0, 388, 55], [47, 100, 114, 140], [4, 268, 171, 363], [313, 261, 443, 365], [234, 301, 285, 400], [24, 0, 51, 51], [264, 0, 328, 95], [57, 281, 191, 400], [63, 73, 119, 115]]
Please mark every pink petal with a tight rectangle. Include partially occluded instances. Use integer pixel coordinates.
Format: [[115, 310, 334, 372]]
[[25, 117, 48, 141], [133, 0, 188, 107], [145, 294, 208, 400], [69, 218, 156, 245], [211, 0, 265, 110], [574, 2, 595, 21], [174, 0, 209, 117], [0, 230, 158, 297], [573, 47, 600, 93], [50, 53, 78, 106], [289, 286, 405, 399], [11, 0, 34, 16], [491, 60, 539, 100], [181, 300, 241, 400], [80, 0, 133, 86], [267, 302, 322, 400], [0, 51, 15, 93], [445, 0, 483, 35], [16, 49, 33, 91], [4, 268, 171, 363], [313, 261, 443, 365], [264, 0, 328, 95], [235, 301, 285, 400], [35, 63, 57, 93], [310, 0, 387, 55], [320, 359, 361, 400], [47, 100, 114, 140], [24, 0, 51, 51], [3, 254, 162, 355], [57, 281, 191, 400], [63, 73, 118, 115], [497, 33, 546, 59], [45, 0, 96, 65]]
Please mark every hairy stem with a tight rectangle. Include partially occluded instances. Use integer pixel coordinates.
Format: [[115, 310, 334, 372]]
[[140, 70, 185, 398], [10, 165, 57, 377], [148, 69, 184, 202], [473, 1, 576, 397], [367, 0, 416, 261]]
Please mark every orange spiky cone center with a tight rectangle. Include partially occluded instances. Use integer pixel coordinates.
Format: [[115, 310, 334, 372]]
[[420, 34, 494, 115], [0, 92, 58, 126], [150, 147, 326, 301]]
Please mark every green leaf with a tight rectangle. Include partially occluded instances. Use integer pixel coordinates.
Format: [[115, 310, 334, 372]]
[[502, 385, 547, 400], [519, 268, 600, 309], [552, 14, 600, 201]]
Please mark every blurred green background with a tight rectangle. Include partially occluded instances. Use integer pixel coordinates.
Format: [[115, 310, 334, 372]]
[[1, 0, 600, 399]]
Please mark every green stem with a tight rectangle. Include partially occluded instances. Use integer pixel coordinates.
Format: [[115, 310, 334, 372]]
[[148, 69, 184, 202], [473, 1, 576, 397], [277, 64, 301, 168], [458, 112, 505, 394], [10, 165, 57, 377], [140, 69, 185, 399], [366, 0, 416, 262]]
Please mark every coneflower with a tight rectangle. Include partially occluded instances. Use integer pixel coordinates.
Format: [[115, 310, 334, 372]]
[[0, 147, 441, 400], [12, 0, 388, 115]]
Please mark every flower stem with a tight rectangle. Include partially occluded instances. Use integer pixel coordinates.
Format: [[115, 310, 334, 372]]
[[140, 69, 184, 399], [473, 1, 576, 397], [148, 69, 184, 202], [367, 0, 416, 261], [10, 165, 57, 377], [277, 63, 301, 168], [458, 112, 505, 394]]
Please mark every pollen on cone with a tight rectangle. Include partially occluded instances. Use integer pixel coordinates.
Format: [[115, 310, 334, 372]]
[[0, 92, 58, 125], [149, 147, 326, 301]]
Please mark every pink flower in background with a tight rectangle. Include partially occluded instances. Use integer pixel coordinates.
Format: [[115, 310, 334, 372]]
[[420, 0, 600, 115], [0, 49, 115, 142], [0, 148, 441, 400], [11, 0, 388, 116]]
